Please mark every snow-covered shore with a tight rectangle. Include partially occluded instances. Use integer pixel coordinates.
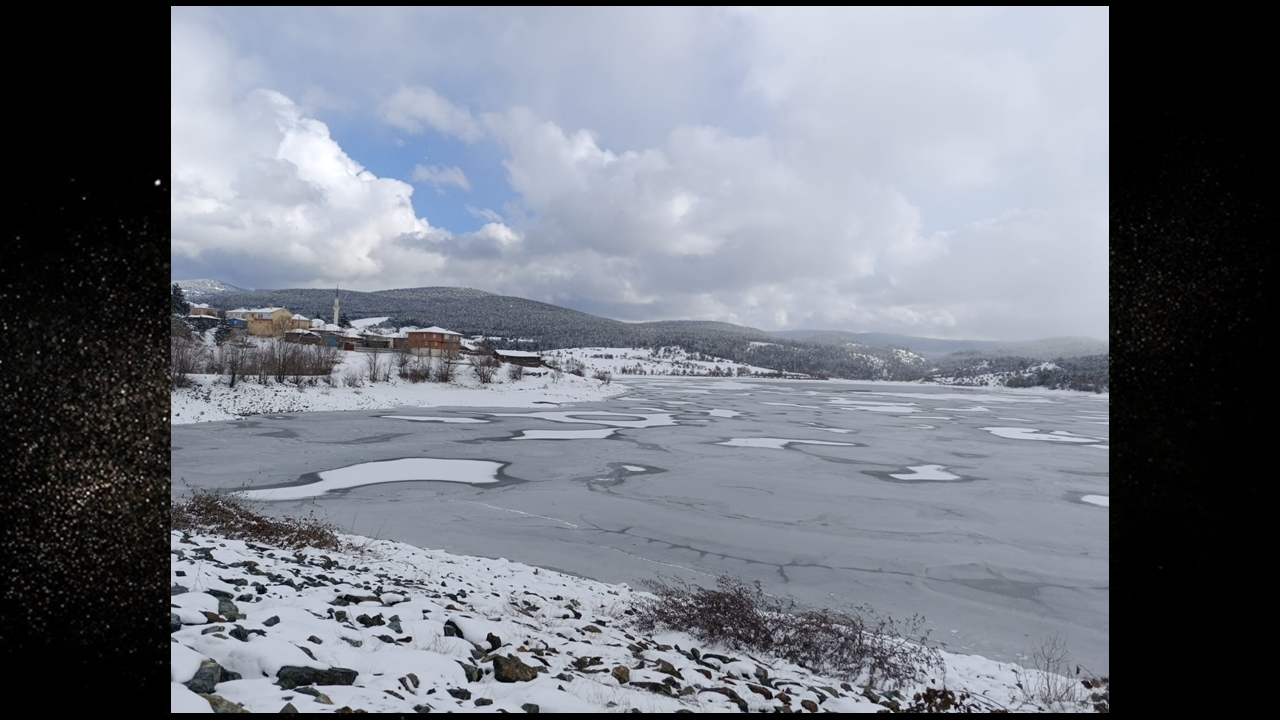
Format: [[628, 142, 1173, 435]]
[[170, 530, 1105, 713]]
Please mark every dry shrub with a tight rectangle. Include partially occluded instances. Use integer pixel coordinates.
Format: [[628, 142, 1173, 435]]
[[171, 488, 341, 551], [627, 575, 942, 688]]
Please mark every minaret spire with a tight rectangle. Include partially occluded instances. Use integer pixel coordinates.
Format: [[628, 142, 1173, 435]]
[[333, 286, 340, 327]]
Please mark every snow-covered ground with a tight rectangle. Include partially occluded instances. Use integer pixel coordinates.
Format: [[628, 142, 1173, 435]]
[[170, 530, 1105, 713], [543, 346, 782, 378], [172, 347, 628, 425]]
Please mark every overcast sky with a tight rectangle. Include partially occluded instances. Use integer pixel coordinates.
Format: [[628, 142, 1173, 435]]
[[172, 7, 1107, 341]]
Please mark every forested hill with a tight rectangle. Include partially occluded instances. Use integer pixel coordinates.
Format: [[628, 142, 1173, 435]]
[[190, 284, 1105, 389]]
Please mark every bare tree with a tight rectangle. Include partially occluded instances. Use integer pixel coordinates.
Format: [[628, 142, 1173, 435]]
[[431, 355, 458, 383], [471, 354, 500, 384], [365, 346, 384, 383], [506, 362, 523, 381], [171, 321, 205, 388], [221, 330, 249, 388], [592, 369, 612, 384]]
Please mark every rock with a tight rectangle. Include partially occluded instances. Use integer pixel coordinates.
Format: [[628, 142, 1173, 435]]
[[216, 598, 241, 620], [444, 620, 461, 637], [201, 625, 226, 636], [631, 682, 672, 696], [754, 665, 770, 685], [206, 589, 234, 599], [297, 645, 317, 662], [356, 613, 385, 627], [861, 688, 880, 704], [456, 662, 483, 683], [276, 666, 359, 690], [412, 704, 433, 713], [554, 673, 574, 682], [171, 613, 182, 633], [700, 687, 748, 712], [475, 698, 493, 706], [581, 625, 602, 633], [172, 584, 189, 595], [199, 693, 249, 713], [485, 632, 502, 651], [294, 687, 333, 704], [264, 615, 281, 627], [229, 625, 251, 642], [493, 654, 537, 683], [340, 637, 362, 648], [185, 660, 240, 694], [200, 611, 223, 624], [801, 699, 818, 713], [521, 703, 539, 713], [776, 692, 792, 705], [611, 665, 630, 684], [746, 683, 773, 699], [654, 659, 683, 680], [280, 702, 298, 713], [307, 635, 323, 644], [447, 688, 472, 700], [237, 594, 255, 602], [388, 615, 403, 634]]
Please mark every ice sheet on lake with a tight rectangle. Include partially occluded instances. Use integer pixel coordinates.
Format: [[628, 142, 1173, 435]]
[[890, 465, 960, 481], [489, 410, 676, 428], [514, 428, 619, 440], [718, 438, 858, 449], [1081, 495, 1109, 507], [234, 458, 504, 500], [982, 427, 1101, 443], [707, 409, 741, 418], [622, 465, 646, 471], [381, 415, 488, 423]]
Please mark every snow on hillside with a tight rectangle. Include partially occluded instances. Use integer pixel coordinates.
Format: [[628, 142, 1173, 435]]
[[170, 529, 1104, 713], [172, 345, 627, 425], [544, 347, 784, 378], [349, 317, 391, 328], [175, 279, 245, 299]]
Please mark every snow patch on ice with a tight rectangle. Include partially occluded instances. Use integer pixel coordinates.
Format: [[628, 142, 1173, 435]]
[[234, 458, 505, 500], [890, 465, 960, 481]]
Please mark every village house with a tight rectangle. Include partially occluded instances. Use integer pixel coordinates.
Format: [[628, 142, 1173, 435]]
[[225, 308, 251, 321], [289, 313, 311, 330], [246, 307, 295, 337], [406, 326, 463, 358], [494, 349, 543, 368], [283, 329, 322, 345], [187, 302, 219, 318]]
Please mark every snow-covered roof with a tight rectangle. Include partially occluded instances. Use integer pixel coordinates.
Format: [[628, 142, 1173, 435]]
[[322, 323, 342, 332], [285, 329, 317, 335], [228, 308, 250, 313], [495, 349, 540, 358], [248, 307, 286, 313], [190, 302, 210, 308], [408, 326, 462, 336], [291, 313, 308, 320]]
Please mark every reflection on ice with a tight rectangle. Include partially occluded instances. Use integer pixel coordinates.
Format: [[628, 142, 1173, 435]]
[[717, 438, 857, 449], [1081, 495, 1109, 507], [381, 415, 488, 423], [981, 427, 1102, 443], [514, 428, 619, 440], [890, 465, 960, 480]]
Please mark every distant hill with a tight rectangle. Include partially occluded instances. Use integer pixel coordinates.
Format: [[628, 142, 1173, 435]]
[[173, 279, 245, 300], [193, 285, 1105, 390], [985, 336, 1109, 360], [771, 330, 1007, 359]]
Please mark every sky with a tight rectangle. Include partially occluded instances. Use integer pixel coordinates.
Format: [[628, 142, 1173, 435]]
[[171, 7, 1107, 342]]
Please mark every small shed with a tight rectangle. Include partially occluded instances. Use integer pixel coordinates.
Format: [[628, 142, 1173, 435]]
[[494, 349, 543, 368]]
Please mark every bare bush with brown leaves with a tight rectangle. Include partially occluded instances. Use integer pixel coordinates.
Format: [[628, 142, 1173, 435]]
[[627, 575, 942, 689], [171, 488, 341, 551]]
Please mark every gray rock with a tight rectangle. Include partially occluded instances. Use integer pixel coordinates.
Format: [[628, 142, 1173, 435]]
[[276, 666, 359, 690], [264, 615, 281, 627], [280, 702, 299, 713], [172, 584, 189, 595], [521, 703, 539, 713], [199, 693, 249, 713], [611, 665, 630, 684], [493, 654, 537, 683], [185, 661, 239, 694], [171, 613, 182, 633], [474, 698, 493, 706], [217, 598, 241, 620], [202, 626, 227, 635], [307, 635, 323, 644], [456, 662, 483, 683], [206, 589, 234, 599], [446, 687, 472, 700]]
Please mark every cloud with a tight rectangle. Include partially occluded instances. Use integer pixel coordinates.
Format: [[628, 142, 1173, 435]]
[[173, 8, 1107, 341], [381, 85, 483, 142], [412, 164, 472, 192]]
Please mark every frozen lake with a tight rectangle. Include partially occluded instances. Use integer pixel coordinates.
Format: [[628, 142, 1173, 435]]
[[171, 378, 1108, 674]]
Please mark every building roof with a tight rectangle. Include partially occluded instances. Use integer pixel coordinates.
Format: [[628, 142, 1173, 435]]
[[248, 307, 287, 313], [408, 326, 462, 336], [495, 349, 541, 358], [190, 302, 210, 308], [291, 313, 309, 320]]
